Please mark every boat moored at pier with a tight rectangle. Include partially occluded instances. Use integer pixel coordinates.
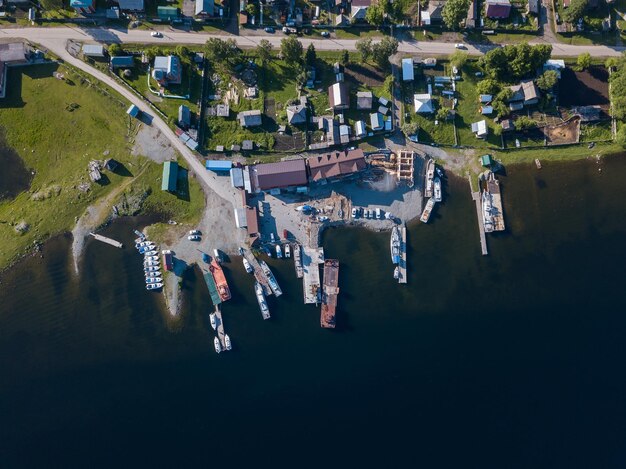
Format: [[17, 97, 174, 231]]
[[260, 260, 282, 297], [255, 281, 271, 320], [390, 226, 401, 265], [209, 259, 231, 302], [420, 198, 436, 223]]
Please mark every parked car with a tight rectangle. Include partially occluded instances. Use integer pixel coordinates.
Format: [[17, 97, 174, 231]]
[[264, 26, 275, 33], [321, 31, 330, 37], [454, 43, 465, 49], [151, 31, 162, 38]]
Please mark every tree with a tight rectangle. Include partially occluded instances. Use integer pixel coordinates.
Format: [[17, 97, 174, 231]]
[[340, 50, 350, 66], [280, 36, 303, 64], [616, 125, 626, 146], [175, 45, 191, 64], [305, 43, 317, 66], [256, 39, 273, 65], [479, 43, 552, 80], [145, 46, 163, 62], [356, 38, 373, 63], [108, 43, 123, 57], [401, 121, 419, 136], [442, 0, 470, 30], [371, 37, 398, 69], [515, 116, 537, 130], [606, 57, 619, 70], [449, 50, 468, 69], [436, 107, 449, 121], [365, 0, 386, 26], [577, 52, 591, 70], [205, 38, 241, 70], [563, 0, 588, 24], [476, 79, 501, 95], [246, 3, 257, 16], [536, 70, 558, 91]]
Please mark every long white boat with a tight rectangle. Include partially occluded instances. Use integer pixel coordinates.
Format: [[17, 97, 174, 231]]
[[214, 337, 221, 354], [255, 281, 271, 320], [284, 244, 291, 258], [224, 334, 232, 351], [260, 260, 282, 297], [420, 198, 436, 224], [390, 226, 401, 264], [433, 177, 442, 202], [210, 313, 217, 330], [275, 244, 283, 259], [242, 256, 253, 273], [425, 159, 435, 198], [146, 283, 162, 290]]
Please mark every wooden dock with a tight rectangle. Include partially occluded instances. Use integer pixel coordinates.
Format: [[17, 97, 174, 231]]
[[302, 246, 324, 304], [89, 232, 123, 248], [242, 249, 272, 296], [398, 224, 408, 284], [471, 191, 489, 256]]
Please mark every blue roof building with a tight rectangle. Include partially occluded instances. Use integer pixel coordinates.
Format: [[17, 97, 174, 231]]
[[205, 160, 233, 172], [162, 161, 179, 192], [110, 56, 135, 69], [126, 104, 140, 118]]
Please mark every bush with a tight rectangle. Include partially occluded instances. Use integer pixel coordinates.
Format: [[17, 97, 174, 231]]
[[515, 116, 537, 130]]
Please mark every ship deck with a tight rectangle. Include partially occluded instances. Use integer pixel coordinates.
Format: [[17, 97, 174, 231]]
[[302, 246, 324, 304], [203, 269, 222, 305], [487, 178, 505, 232], [321, 259, 339, 328]]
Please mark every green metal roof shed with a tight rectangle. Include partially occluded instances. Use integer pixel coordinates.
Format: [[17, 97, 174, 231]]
[[157, 6, 179, 20], [161, 161, 178, 191], [480, 154, 494, 167]]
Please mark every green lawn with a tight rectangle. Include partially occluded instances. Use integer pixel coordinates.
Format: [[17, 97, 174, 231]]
[[579, 120, 613, 142], [0, 63, 204, 269]]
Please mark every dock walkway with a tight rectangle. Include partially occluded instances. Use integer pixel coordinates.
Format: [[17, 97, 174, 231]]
[[398, 225, 407, 284], [89, 232, 123, 248], [471, 190, 488, 256], [214, 304, 227, 350], [243, 249, 272, 296]]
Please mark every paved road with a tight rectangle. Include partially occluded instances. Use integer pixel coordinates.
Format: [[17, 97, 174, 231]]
[[4, 26, 626, 56]]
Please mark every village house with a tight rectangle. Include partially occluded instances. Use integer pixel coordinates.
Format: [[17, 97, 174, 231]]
[[370, 112, 384, 131], [195, 0, 214, 17], [157, 5, 179, 21], [402, 58, 414, 82], [161, 161, 179, 192], [70, 0, 95, 13], [307, 149, 367, 183], [152, 55, 182, 85], [237, 109, 263, 127], [0, 42, 29, 99], [329, 82, 349, 110], [110, 56, 134, 69], [178, 105, 191, 129], [466, 0, 479, 27], [485, 0, 511, 18], [354, 120, 367, 138], [356, 91, 374, 110], [350, 0, 371, 20], [414, 93, 435, 113], [82, 44, 105, 58], [216, 104, 230, 117], [471, 120, 488, 138], [421, 0, 446, 25], [508, 80, 540, 110], [115, 0, 144, 11]]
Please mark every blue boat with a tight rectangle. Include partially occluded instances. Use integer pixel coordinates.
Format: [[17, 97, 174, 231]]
[[202, 253, 210, 263]]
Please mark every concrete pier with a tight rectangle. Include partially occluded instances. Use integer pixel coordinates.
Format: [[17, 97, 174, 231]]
[[398, 224, 408, 284], [89, 232, 123, 248]]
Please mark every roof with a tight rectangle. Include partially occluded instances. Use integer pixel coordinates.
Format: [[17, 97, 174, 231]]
[[250, 159, 308, 191], [206, 160, 233, 171], [195, 0, 214, 15], [485, 0, 511, 17], [501, 119, 514, 130], [355, 120, 366, 136], [308, 149, 366, 182], [161, 161, 178, 191], [479, 94, 493, 103], [0, 42, 26, 63], [414, 93, 434, 113], [427, 0, 446, 19], [82, 44, 104, 57], [286, 104, 307, 124], [481, 154, 494, 166], [328, 82, 349, 109], [178, 105, 190, 125], [370, 112, 384, 130], [242, 140, 254, 150], [216, 104, 230, 117], [116, 0, 144, 10], [481, 105, 494, 115], [245, 206, 259, 236], [471, 120, 488, 136], [70, 0, 93, 8], [356, 91, 373, 110], [572, 105, 602, 122], [402, 58, 414, 81], [230, 167, 244, 188], [543, 59, 566, 78], [127, 104, 140, 117], [110, 55, 134, 68], [528, 0, 539, 13], [237, 109, 262, 127], [157, 5, 179, 18]]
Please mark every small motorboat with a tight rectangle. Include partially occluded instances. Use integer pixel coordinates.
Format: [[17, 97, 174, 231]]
[[284, 244, 291, 258], [214, 337, 221, 354], [202, 252, 210, 263], [134, 230, 145, 239], [135, 237, 145, 244], [143, 250, 157, 256], [238, 247, 245, 255], [144, 266, 160, 272], [144, 260, 159, 267], [270, 233, 276, 243], [136, 241, 154, 249], [210, 313, 217, 330], [146, 283, 163, 290], [145, 255, 159, 261], [242, 257, 253, 274], [224, 334, 232, 351], [145, 277, 163, 283], [393, 266, 400, 280], [146, 271, 161, 277], [318, 216, 329, 222], [275, 244, 282, 258]]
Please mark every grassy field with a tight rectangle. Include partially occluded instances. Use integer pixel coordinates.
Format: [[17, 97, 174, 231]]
[[0, 63, 203, 269]]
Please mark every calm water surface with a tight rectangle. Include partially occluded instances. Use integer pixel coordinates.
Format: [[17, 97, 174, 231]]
[[1, 157, 626, 468]]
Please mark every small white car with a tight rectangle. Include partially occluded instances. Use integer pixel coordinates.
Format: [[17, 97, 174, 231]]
[[189, 229, 201, 235], [454, 43, 465, 49], [151, 31, 162, 38], [321, 31, 330, 38]]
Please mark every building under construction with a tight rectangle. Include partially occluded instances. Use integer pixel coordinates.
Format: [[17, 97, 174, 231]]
[[397, 150, 415, 187]]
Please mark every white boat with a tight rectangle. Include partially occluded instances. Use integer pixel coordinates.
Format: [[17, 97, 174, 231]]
[[213, 249, 220, 262], [143, 250, 157, 256], [420, 198, 436, 224], [260, 260, 282, 297], [425, 159, 435, 198], [146, 271, 161, 277], [144, 266, 160, 272], [134, 237, 145, 244], [393, 266, 400, 280], [146, 283, 162, 290], [482, 190, 495, 233], [188, 235, 200, 241], [145, 277, 163, 283], [144, 260, 159, 267], [284, 244, 291, 259], [270, 233, 276, 243], [145, 255, 159, 261], [276, 244, 283, 258], [255, 281, 270, 320], [433, 177, 442, 202], [242, 257, 253, 274], [224, 334, 232, 351], [390, 226, 401, 264], [210, 313, 217, 330], [136, 241, 154, 249], [214, 337, 221, 354]]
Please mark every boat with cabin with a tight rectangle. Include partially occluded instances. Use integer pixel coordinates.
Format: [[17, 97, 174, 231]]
[[420, 198, 436, 223], [210, 313, 217, 330], [390, 226, 401, 264], [255, 281, 270, 320], [285, 244, 291, 258], [214, 337, 221, 354], [433, 177, 442, 202], [209, 259, 231, 302], [145, 277, 163, 283], [242, 256, 253, 273], [146, 283, 162, 290], [224, 334, 232, 351], [260, 260, 282, 297], [425, 159, 435, 198], [275, 244, 283, 258]]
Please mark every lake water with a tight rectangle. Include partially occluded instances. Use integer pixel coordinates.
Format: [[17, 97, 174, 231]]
[[1, 156, 626, 468]]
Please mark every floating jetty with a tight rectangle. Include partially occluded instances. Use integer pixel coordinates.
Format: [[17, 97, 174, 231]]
[[89, 232, 123, 248], [482, 172, 505, 233], [213, 304, 229, 352], [321, 259, 339, 329], [397, 224, 407, 284], [260, 260, 283, 297], [242, 249, 272, 296], [293, 243, 304, 279], [302, 246, 324, 304], [469, 174, 489, 256], [203, 269, 222, 306], [397, 150, 415, 187]]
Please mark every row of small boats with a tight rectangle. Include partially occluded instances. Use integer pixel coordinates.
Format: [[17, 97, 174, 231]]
[[135, 232, 163, 291], [209, 312, 232, 354]]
